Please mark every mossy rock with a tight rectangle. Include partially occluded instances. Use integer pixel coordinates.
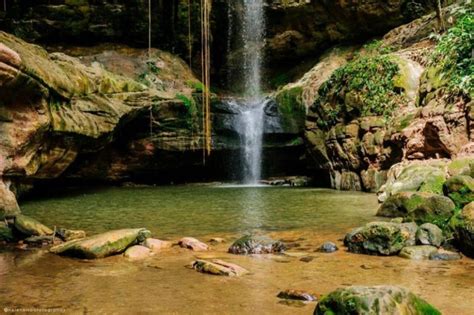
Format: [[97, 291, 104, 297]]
[[14, 214, 54, 237], [228, 235, 286, 255], [448, 158, 474, 177], [451, 202, 474, 258], [314, 286, 441, 315], [50, 228, 151, 259], [0, 223, 14, 242], [377, 192, 455, 228], [344, 222, 417, 256], [443, 175, 474, 208]]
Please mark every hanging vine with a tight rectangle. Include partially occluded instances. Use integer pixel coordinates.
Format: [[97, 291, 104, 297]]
[[201, 0, 212, 159]]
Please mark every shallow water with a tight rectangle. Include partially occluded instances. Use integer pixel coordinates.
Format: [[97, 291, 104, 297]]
[[1, 186, 474, 314]]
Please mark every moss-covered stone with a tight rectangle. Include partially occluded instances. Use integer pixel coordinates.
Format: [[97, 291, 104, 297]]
[[0, 222, 14, 242], [14, 214, 54, 237], [228, 235, 286, 255], [443, 175, 474, 208], [399, 245, 438, 260], [377, 192, 455, 228], [451, 202, 474, 258], [344, 222, 417, 256], [314, 286, 441, 315]]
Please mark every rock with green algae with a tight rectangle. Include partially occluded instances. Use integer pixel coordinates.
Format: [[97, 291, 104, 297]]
[[0, 222, 14, 242], [377, 192, 455, 228], [228, 235, 286, 255], [399, 245, 438, 260], [344, 222, 417, 256], [451, 202, 474, 258], [443, 175, 474, 208], [50, 228, 151, 259], [14, 214, 53, 237], [192, 259, 248, 277], [314, 286, 441, 315], [416, 223, 444, 247]]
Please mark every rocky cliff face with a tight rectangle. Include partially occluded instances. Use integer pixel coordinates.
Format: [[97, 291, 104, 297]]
[[274, 3, 472, 191]]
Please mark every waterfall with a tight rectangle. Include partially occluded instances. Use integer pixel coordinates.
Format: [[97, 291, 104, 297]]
[[229, 0, 266, 184]]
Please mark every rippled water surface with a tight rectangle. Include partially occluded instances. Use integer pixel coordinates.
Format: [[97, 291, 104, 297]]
[[1, 186, 473, 314]]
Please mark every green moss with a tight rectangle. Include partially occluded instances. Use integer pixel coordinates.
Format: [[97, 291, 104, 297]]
[[412, 296, 442, 315]]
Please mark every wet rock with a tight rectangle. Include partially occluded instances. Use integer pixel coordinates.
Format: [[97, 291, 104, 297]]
[[399, 246, 438, 260], [300, 256, 315, 263], [416, 223, 444, 247], [124, 245, 151, 260], [50, 228, 151, 259], [143, 238, 172, 252], [24, 235, 57, 245], [56, 228, 86, 241], [277, 289, 317, 301], [451, 202, 474, 258], [344, 222, 417, 256], [443, 175, 474, 208], [228, 235, 286, 255], [209, 237, 225, 244], [318, 242, 338, 253], [278, 300, 307, 308], [314, 286, 441, 315], [377, 192, 455, 227], [178, 237, 209, 251], [14, 214, 53, 237], [0, 222, 14, 242], [192, 259, 248, 277], [429, 248, 462, 261]]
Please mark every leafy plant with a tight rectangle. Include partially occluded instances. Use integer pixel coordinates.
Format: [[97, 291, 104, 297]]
[[429, 10, 474, 96]]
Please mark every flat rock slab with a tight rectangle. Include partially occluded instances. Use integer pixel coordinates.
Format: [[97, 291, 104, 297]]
[[179, 237, 209, 251], [399, 246, 438, 260], [50, 228, 151, 259], [14, 214, 53, 236], [124, 245, 151, 260], [192, 259, 248, 277], [277, 289, 317, 301], [144, 238, 172, 252], [228, 235, 286, 255]]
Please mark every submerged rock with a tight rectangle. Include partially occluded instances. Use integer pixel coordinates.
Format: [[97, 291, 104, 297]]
[[124, 245, 151, 260], [14, 214, 53, 237], [429, 248, 462, 261], [377, 192, 455, 227], [178, 237, 209, 251], [56, 228, 86, 241], [399, 246, 438, 260], [318, 242, 338, 253], [209, 237, 225, 244], [416, 223, 444, 247], [277, 289, 317, 302], [344, 222, 417, 256], [443, 175, 474, 208], [192, 259, 248, 277], [144, 238, 172, 252], [314, 286, 441, 315], [228, 235, 286, 255], [50, 228, 151, 259]]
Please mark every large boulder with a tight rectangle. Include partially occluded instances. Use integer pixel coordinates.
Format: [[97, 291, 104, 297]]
[[13, 214, 53, 237], [452, 202, 474, 258], [377, 192, 456, 227], [314, 286, 441, 315], [344, 222, 417, 255], [228, 235, 286, 255], [443, 175, 474, 208], [50, 228, 151, 259]]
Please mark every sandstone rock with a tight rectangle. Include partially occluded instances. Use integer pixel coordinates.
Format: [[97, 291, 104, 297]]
[[277, 289, 317, 302], [143, 238, 172, 252], [377, 192, 455, 227], [14, 215, 53, 237], [0, 180, 21, 220], [416, 223, 444, 247], [344, 222, 417, 256], [228, 235, 286, 255], [399, 245, 438, 260], [178, 237, 209, 251], [443, 175, 474, 208], [192, 259, 248, 277], [124, 245, 151, 260], [429, 248, 462, 261], [50, 228, 151, 259], [314, 286, 441, 315], [318, 242, 338, 253]]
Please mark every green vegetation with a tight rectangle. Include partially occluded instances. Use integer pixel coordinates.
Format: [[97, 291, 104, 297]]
[[314, 53, 403, 128], [429, 10, 474, 96]]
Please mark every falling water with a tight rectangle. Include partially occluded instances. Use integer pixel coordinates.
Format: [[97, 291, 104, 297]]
[[233, 0, 266, 184]]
